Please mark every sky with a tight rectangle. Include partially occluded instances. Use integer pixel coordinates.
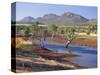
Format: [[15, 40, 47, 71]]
[[13, 2, 97, 21]]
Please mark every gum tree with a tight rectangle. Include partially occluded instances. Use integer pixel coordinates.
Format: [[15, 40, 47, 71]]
[[48, 24, 58, 39], [86, 25, 97, 35], [40, 29, 48, 48], [65, 27, 75, 53], [31, 22, 39, 36]]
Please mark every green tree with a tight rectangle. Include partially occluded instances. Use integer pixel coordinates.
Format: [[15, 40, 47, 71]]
[[30, 22, 39, 37], [65, 27, 75, 53], [16, 25, 25, 33], [48, 24, 58, 39], [24, 27, 31, 37], [40, 29, 48, 48], [86, 25, 97, 35]]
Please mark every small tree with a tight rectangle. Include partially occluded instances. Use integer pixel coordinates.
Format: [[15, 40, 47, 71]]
[[65, 27, 75, 53], [31, 23, 39, 35], [24, 27, 31, 37], [40, 29, 48, 48], [48, 24, 58, 39], [86, 25, 97, 35], [16, 25, 25, 34]]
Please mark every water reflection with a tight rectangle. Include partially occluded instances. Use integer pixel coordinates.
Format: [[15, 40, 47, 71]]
[[43, 44, 97, 68]]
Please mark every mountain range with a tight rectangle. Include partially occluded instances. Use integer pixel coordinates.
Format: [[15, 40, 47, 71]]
[[17, 12, 97, 25]]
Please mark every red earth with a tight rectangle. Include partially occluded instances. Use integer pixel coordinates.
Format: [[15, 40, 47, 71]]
[[49, 37, 97, 47]]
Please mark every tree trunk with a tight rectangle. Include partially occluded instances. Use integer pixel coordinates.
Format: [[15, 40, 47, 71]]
[[65, 40, 71, 48], [65, 40, 72, 53]]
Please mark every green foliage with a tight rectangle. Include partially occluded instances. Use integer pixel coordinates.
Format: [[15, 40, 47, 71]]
[[24, 27, 31, 37], [48, 24, 58, 32], [16, 25, 26, 33], [31, 23, 39, 31], [86, 25, 97, 35], [65, 27, 75, 40], [57, 26, 65, 34]]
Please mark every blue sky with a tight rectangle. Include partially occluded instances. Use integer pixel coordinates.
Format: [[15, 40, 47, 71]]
[[15, 2, 97, 21]]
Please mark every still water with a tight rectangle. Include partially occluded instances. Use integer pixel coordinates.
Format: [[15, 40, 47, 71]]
[[43, 44, 97, 68]]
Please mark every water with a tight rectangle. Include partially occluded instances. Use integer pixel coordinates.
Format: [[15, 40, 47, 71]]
[[43, 44, 97, 68]]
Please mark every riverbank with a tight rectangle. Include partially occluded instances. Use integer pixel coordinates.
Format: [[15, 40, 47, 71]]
[[47, 37, 97, 47], [15, 48, 83, 73], [16, 55, 83, 73]]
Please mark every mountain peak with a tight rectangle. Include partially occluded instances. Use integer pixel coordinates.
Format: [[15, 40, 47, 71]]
[[18, 12, 95, 25], [22, 16, 34, 20], [20, 16, 35, 23], [62, 12, 77, 17], [43, 13, 59, 18]]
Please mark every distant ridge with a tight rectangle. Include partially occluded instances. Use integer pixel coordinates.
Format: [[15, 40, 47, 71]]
[[16, 12, 97, 25]]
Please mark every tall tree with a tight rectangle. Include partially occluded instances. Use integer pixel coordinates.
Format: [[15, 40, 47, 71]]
[[30, 22, 39, 38], [40, 29, 48, 48], [24, 27, 31, 37], [48, 24, 58, 39], [86, 25, 97, 35], [65, 27, 75, 53]]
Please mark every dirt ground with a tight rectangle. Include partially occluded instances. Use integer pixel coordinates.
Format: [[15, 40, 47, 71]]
[[49, 37, 97, 47]]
